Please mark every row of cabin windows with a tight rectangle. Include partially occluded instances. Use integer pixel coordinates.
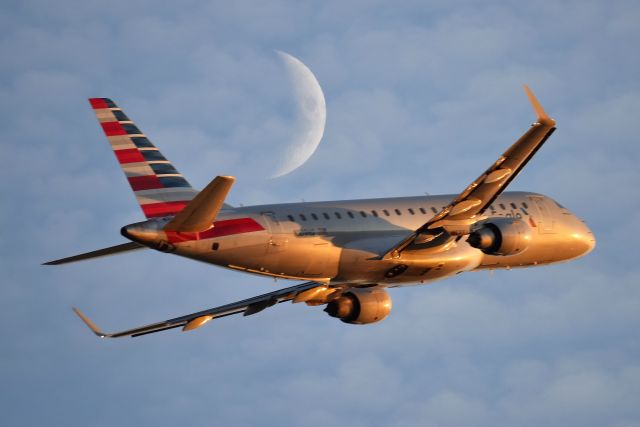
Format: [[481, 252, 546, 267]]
[[490, 201, 529, 212], [285, 202, 530, 223], [287, 207, 444, 222]]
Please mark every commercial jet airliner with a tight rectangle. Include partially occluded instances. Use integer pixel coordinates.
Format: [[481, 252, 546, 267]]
[[45, 86, 595, 338]]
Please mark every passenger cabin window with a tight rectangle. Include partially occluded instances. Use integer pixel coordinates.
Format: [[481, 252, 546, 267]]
[[383, 209, 390, 216], [419, 207, 426, 214], [287, 215, 294, 222], [510, 203, 517, 209], [335, 212, 342, 219], [323, 213, 330, 220], [431, 207, 438, 213], [522, 202, 529, 209], [490, 205, 496, 211], [408, 208, 415, 215], [311, 213, 318, 220], [395, 209, 402, 216], [299, 214, 307, 221], [371, 210, 379, 217], [360, 211, 367, 218], [211, 242, 219, 251], [347, 212, 355, 219], [499, 203, 506, 210]]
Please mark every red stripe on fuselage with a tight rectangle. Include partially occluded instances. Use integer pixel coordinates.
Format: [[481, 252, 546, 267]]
[[89, 98, 109, 109], [115, 148, 145, 164], [142, 201, 190, 218], [101, 121, 126, 136], [166, 218, 265, 243], [128, 175, 163, 191]]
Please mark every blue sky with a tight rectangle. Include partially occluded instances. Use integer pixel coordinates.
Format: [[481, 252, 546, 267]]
[[1, 1, 639, 426]]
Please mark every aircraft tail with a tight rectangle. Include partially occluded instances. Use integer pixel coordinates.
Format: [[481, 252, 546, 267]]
[[43, 242, 145, 265], [89, 98, 199, 218]]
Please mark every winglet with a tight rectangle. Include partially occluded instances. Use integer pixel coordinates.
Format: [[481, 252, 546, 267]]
[[72, 307, 108, 338], [163, 175, 235, 232], [523, 85, 556, 127]]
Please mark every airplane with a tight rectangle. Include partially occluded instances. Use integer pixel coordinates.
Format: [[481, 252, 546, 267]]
[[45, 86, 595, 338]]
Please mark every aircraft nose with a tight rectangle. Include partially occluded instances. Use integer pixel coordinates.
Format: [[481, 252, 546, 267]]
[[570, 218, 596, 257]]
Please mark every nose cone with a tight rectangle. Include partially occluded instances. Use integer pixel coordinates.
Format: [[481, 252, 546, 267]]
[[568, 218, 596, 258]]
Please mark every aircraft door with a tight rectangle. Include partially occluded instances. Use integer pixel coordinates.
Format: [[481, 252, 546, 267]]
[[528, 196, 555, 234], [261, 211, 288, 253]]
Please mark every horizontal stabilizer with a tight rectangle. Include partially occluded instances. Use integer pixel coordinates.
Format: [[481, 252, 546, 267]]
[[43, 242, 145, 265], [164, 175, 235, 232]]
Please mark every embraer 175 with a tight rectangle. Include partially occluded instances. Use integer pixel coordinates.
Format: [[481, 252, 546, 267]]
[[46, 86, 595, 338]]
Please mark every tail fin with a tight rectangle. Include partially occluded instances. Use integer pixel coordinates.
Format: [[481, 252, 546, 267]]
[[89, 98, 199, 218]]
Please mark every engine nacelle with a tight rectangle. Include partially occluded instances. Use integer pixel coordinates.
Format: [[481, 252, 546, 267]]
[[467, 217, 532, 256], [324, 288, 392, 325]]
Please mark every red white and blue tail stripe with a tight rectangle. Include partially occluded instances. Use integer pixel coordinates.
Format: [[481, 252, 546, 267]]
[[89, 98, 199, 218]]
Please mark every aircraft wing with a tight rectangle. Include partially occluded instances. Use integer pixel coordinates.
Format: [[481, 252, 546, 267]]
[[383, 85, 556, 259], [73, 281, 327, 338]]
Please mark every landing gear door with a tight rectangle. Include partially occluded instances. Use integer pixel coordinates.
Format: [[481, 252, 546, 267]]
[[261, 211, 288, 253], [528, 196, 555, 234]]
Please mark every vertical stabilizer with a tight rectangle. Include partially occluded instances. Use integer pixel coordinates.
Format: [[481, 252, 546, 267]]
[[89, 98, 199, 218]]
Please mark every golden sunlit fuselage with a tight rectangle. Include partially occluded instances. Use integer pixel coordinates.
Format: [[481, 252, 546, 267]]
[[123, 191, 595, 288]]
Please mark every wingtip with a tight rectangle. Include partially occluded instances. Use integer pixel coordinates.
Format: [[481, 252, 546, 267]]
[[72, 307, 108, 338], [523, 85, 556, 127]]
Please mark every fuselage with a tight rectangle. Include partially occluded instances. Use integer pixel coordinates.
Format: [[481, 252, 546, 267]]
[[122, 191, 595, 288]]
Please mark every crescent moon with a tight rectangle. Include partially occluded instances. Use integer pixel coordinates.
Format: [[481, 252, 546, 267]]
[[271, 51, 327, 178]]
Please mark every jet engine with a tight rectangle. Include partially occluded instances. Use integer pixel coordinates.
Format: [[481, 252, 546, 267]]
[[324, 288, 392, 325], [467, 217, 532, 256]]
